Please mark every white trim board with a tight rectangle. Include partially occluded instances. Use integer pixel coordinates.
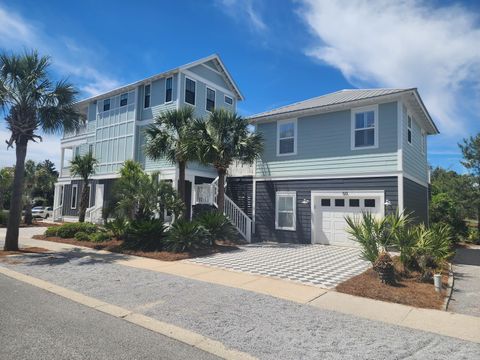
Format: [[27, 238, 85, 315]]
[[350, 104, 379, 151], [276, 118, 297, 157]]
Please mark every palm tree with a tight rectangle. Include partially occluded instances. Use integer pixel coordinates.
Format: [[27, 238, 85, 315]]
[[192, 109, 263, 213], [144, 107, 196, 219], [70, 152, 98, 222], [0, 51, 80, 250]]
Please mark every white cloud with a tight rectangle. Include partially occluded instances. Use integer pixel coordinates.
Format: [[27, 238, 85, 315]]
[[218, 0, 267, 32], [0, 4, 121, 97], [298, 0, 480, 136]]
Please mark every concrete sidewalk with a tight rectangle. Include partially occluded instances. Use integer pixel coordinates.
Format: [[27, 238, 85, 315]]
[[2, 228, 480, 345]]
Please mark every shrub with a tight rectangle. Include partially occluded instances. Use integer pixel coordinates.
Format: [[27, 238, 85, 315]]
[[430, 193, 468, 241], [105, 218, 129, 239], [164, 220, 209, 253], [466, 227, 480, 244], [74, 231, 90, 241], [89, 231, 111, 243], [123, 219, 166, 251], [0, 211, 8, 226], [197, 211, 236, 244], [56, 222, 98, 238], [44, 226, 58, 237]]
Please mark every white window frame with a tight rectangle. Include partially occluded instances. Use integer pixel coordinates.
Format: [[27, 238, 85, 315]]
[[71, 184, 78, 209], [205, 87, 216, 113], [275, 191, 296, 231], [165, 77, 173, 104], [276, 119, 297, 156], [103, 98, 110, 112], [224, 95, 233, 106], [407, 116, 413, 145], [87, 184, 92, 207], [59, 185, 64, 207], [120, 93, 128, 107], [184, 77, 196, 106], [351, 105, 379, 150], [144, 83, 151, 109]]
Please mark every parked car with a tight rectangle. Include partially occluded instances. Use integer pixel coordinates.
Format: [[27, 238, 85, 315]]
[[31, 206, 53, 219]]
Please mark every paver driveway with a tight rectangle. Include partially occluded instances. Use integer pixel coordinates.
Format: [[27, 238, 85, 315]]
[[187, 243, 369, 288]]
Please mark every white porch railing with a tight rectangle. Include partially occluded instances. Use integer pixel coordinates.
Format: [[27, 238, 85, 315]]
[[193, 177, 252, 243], [86, 206, 103, 224], [53, 205, 63, 222]]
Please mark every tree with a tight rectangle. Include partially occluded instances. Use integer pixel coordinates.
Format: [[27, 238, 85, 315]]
[[0, 51, 80, 250], [459, 134, 480, 233], [0, 167, 13, 210], [191, 109, 263, 213], [34, 160, 59, 205], [22, 160, 37, 225], [70, 152, 98, 222], [144, 107, 196, 219], [112, 160, 183, 221]]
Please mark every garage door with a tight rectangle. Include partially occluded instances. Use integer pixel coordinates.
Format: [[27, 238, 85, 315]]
[[312, 192, 384, 247]]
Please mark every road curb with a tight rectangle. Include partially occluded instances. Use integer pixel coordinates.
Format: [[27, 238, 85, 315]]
[[0, 266, 257, 360]]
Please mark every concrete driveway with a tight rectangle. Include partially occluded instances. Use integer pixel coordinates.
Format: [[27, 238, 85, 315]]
[[188, 243, 370, 288], [449, 245, 480, 317]]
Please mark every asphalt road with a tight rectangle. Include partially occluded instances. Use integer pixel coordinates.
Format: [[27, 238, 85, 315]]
[[0, 274, 219, 360]]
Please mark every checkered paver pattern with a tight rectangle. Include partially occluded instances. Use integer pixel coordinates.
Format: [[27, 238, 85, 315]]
[[187, 243, 370, 289]]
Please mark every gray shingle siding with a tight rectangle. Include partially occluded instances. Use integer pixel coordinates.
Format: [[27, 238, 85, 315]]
[[403, 177, 429, 224], [254, 177, 398, 244]]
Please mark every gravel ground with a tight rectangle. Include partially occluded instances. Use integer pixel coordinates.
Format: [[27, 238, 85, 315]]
[[1, 249, 479, 360], [0, 273, 219, 360], [449, 246, 480, 317]]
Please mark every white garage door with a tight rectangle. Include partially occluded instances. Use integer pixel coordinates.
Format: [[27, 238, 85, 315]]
[[312, 191, 384, 247]]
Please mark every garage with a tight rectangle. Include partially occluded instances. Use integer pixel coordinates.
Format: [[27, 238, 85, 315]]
[[311, 191, 385, 247]]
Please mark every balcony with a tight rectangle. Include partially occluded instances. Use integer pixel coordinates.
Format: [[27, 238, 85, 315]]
[[63, 124, 87, 140]]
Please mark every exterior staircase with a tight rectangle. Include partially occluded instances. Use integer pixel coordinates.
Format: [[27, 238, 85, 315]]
[[193, 177, 253, 242]]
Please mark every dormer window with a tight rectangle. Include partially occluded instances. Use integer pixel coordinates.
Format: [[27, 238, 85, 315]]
[[352, 106, 378, 149]]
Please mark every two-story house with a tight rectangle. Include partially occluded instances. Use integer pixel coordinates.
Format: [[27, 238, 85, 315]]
[[239, 88, 439, 246], [53, 54, 243, 222]]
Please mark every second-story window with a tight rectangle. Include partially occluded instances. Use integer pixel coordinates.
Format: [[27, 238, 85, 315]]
[[206, 87, 215, 112], [407, 116, 413, 144], [185, 78, 196, 105], [225, 95, 233, 105], [421, 130, 426, 154], [352, 107, 377, 149], [277, 119, 297, 156], [165, 77, 173, 103], [103, 99, 110, 112], [120, 93, 128, 107], [144, 84, 151, 108]]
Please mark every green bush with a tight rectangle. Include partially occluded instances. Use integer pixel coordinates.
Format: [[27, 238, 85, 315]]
[[105, 218, 129, 239], [0, 211, 8, 226], [44, 226, 58, 237], [164, 220, 209, 253], [466, 227, 480, 244], [123, 219, 166, 251], [56, 222, 98, 238], [197, 211, 236, 244], [74, 231, 90, 241], [88, 231, 111, 243], [430, 193, 468, 241]]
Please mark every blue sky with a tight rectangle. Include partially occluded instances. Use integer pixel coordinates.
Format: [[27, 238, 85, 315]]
[[1, 0, 480, 172]]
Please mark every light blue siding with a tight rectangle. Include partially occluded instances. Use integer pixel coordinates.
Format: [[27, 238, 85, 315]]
[[135, 125, 174, 171], [256, 102, 398, 177], [138, 74, 178, 121], [402, 104, 428, 183], [187, 64, 230, 90]]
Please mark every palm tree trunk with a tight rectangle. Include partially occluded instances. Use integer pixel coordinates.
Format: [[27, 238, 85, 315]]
[[216, 169, 226, 215], [24, 201, 32, 225], [78, 181, 89, 222], [4, 140, 28, 251], [178, 161, 187, 219]]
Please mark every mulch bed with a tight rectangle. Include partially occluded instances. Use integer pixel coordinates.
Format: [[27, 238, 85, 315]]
[[32, 235, 239, 261], [336, 268, 448, 309], [0, 247, 50, 257]]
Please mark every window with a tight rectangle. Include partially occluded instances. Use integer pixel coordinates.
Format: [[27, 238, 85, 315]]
[[407, 116, 413, 144], [88, 144, 94, 155], [185, 78, 196, 105], [349, 199, 360, 207], [71, 185, 78, 209], [206, 87, 215, 112], [120, 93, 128, 107], [165, 77, 173, 103], [59, 186, 64, 206], [103, 99, 110, 112], [87, 184, 92, 207], [275, 192, 296, 230], [224, 95, 233, 105], [321, 199, 331, 207], [364, 199, 376, 207], [144, 84, 151, 108], [352, 107, 377, 149], [277, 119, 296, 156], [335, 199, 345, 207]]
